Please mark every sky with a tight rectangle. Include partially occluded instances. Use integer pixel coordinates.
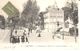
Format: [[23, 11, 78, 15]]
[[0, 0, 78, 17], [1, 0, 68, 12], [37, 0, 67, 11], [20, 0, 78, 12], [18, 0, 67, 12], [0, 0, 78, 12]]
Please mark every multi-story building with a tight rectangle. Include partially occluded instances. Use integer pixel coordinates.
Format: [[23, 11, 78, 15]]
[[44, 5, 64, 33]]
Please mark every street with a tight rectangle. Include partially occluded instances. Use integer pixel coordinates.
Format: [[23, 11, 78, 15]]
[[0, 29, 79, 48]]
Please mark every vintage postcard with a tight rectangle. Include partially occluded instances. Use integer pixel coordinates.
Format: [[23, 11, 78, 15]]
[[0, 0, 79, 49]]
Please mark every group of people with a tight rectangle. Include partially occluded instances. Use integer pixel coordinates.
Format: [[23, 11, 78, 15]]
[[53, 21, 78, 40], [10, 30, 29, 43]]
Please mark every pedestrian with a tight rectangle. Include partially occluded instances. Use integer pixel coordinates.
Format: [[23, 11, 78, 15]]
[[11, 36, 15, 43], [36, 26, 41, 37], [23, 30, 29, 43], [26, 36, 29, 43], [21, 35, 25, 42], [17, 36, 20, 43], [21, 30, 27, 42], [23, 30, 26, 36], [38, 33, 41, 37], [28, 32, 30, 37], [12, 30, 17, 43]]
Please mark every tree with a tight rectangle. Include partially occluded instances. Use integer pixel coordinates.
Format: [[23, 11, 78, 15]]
[[0, 15, 5, 29], [7, 12, 20, 43], [21, 0, 40, 32], [8, 14, 19, 34], [38, 10, 48, 30], [62, 1, 78, 25], [62, 0, 78, 42], [62, 7, 72, 21]]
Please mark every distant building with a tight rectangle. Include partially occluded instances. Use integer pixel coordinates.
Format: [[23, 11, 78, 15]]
[[44, 5, 64, 32]]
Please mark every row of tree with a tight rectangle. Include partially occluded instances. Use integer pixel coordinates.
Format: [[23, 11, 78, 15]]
[[21, 0, 40, 30], [7, 0, 44, 36], [1, 0, 78, 33]]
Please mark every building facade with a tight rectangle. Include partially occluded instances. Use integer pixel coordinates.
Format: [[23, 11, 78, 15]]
[[44, 6, 64, 32]]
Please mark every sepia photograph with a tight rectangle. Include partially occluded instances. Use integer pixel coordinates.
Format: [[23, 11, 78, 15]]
[[0, 0, 79, 48]]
